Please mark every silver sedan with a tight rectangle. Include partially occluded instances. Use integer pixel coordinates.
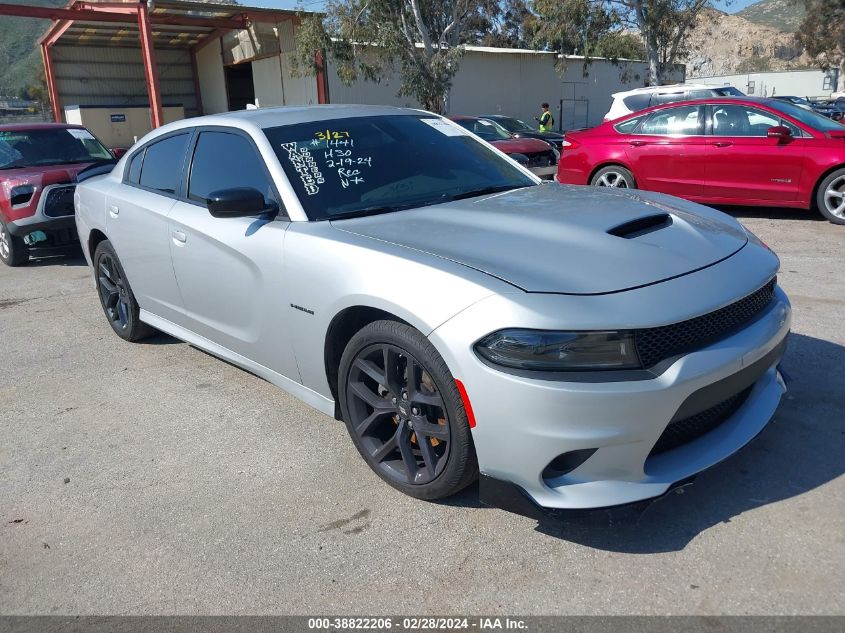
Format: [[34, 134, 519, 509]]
[[74, 105, 791, 514]]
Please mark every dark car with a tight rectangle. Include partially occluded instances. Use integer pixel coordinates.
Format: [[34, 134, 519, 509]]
[[772, 96, 844, 122], [450, 116, 559, 178], [481, 114, 565, 148], [0, 123, 116, 266]]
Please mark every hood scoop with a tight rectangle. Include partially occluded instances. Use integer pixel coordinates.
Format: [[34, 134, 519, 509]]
[[607, 213, 672, 239]]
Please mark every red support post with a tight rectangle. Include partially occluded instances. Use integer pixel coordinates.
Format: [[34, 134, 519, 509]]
[[137, 1, 164, 128], [41, 43, 61, 123]]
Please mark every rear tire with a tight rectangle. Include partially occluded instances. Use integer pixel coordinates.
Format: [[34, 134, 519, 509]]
[[338, 320, 478, 500], [0, 221, 29, 266], [93, 240, 154, 342], [590, 165, 636, 189], [815, 168, 845, 225]]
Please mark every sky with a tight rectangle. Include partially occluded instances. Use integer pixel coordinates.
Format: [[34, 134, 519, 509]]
[[247, 0, 765, 13]]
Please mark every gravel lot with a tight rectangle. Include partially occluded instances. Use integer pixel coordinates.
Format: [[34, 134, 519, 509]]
[[1, 207, 843, 616]]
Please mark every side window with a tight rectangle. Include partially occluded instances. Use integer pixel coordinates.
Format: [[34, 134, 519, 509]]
[[138, 134, 189, 195], [126, 150, 144, 185], [780, 119, 802, 137], [638, 105, 701, 136], [652, 92, 686, 107], [712, 105, 779, 136], [188, 131, 276, 207], [615, 116, 643, 133], [688, 89, 713, 99]]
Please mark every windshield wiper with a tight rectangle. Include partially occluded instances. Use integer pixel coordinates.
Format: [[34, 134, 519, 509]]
[[328, 202, 420, 220], [447, 184, 527, 202]]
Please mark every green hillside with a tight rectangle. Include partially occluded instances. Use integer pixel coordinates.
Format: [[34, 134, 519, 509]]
[[736, 0, 806, 33], [0, 0, 66, 97]]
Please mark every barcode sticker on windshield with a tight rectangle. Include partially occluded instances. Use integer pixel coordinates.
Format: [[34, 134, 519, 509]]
[[67, 129, 95, 140], [421, 118, 467, 136]]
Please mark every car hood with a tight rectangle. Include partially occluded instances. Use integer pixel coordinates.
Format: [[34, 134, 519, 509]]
[[489, 137, 552, 153], [331, 185, 748, 295]]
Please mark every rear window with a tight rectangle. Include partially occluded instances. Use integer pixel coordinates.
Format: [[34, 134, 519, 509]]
[[622, 94, 651, 112], [138, 133, 189, 195], [652, 92, 687, 106], [714, 86, 745, 97], [614, 117, 644, 133]]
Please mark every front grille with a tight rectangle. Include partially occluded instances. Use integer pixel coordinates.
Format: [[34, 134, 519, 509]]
[[525, 150, 556, 168], [649, 387, 752, 456], [42, 185, 76, 218], [635, 278, 776, 368]]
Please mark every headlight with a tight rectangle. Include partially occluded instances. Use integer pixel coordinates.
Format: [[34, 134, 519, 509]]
[[475, 329, 640, 371]]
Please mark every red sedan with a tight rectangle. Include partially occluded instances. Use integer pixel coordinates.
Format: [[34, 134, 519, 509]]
[[557, 97, 845, 224]]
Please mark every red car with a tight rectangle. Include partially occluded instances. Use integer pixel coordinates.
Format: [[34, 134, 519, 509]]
[[557, 97, 845, 224], [1, 123, 117, 266], [450, 115, 558, 178]]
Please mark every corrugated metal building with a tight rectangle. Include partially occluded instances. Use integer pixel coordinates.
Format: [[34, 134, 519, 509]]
[[695, 69, 840, 100], [328, 47, 686, 130]]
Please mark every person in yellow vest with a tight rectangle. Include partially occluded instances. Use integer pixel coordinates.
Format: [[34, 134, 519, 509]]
[[536, 103, 554, 132]]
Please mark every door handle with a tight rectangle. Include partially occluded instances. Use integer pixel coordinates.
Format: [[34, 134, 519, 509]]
[[713, 141, 733, 148], [629, 140, 648, 147], [109, 205, 119, 217], [172, 229, 187, 244]]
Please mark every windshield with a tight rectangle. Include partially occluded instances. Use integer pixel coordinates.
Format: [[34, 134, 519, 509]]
[[494, 117, 535, 133], [265, 115, 535, 220], [0, 127, 112, 170], [714, 86, 745, 97], [453, 118, 513, 141], [767, 100, 845, 132]]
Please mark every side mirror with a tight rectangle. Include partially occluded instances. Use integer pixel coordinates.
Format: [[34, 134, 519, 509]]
[[206, 187, 274, 218], [767, 125, 792, 141], [111, 147, 128, 159]]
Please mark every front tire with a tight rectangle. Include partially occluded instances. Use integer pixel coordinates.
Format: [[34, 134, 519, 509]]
[[338, 320, 478, 500], [815, 168, 845, 224], [0, 221, 29, 266], [93, 240, 154, 341], [590, 165, 636, 189]]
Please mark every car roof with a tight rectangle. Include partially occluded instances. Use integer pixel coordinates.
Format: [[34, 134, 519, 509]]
[[612, 83, 731, 98], [0, 122, 86, 132], [609, 96, 797, 123]]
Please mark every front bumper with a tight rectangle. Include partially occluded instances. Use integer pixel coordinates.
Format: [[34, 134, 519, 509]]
[[6, 184, 77, 237], [429, 262, 790, 511]]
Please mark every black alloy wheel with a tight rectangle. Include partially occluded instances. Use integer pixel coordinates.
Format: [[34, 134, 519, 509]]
[[347, 343, 450, 485], [339, 320, 477, 500]]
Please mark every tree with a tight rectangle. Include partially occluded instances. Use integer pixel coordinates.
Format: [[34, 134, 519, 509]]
[[528, 0, 713, 84], [294, 0, 496, 113], [797, 0, 845, 92]]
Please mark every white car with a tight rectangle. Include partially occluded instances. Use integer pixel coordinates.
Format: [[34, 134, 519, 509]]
[[604, 84, 745, 121]]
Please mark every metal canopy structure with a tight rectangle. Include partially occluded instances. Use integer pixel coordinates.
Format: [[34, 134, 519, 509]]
[[0, 0, 324, 127]]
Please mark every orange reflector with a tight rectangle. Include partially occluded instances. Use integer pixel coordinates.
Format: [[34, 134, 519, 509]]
[[455, 379, 476, 428]]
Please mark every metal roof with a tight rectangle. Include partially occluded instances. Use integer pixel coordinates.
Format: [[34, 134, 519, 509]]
[[40, 0, 301, 50]]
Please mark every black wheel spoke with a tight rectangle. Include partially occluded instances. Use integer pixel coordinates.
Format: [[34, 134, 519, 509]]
[[412, 418, 449, 441], [417, 434, 438, 477], [371, 429, 399, 463], [116, 299, 129, 326], [405, 359, 420, 399], [413, 391, 444, 408], [349, 380, 392, 411], [356, 408, 394, 436], [383, 347, 403, 396], [354, 357, 386, 386], [396, 424, 418, 481]]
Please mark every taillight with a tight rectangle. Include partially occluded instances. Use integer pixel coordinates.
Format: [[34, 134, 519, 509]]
[[561, 139, 579, 150]]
